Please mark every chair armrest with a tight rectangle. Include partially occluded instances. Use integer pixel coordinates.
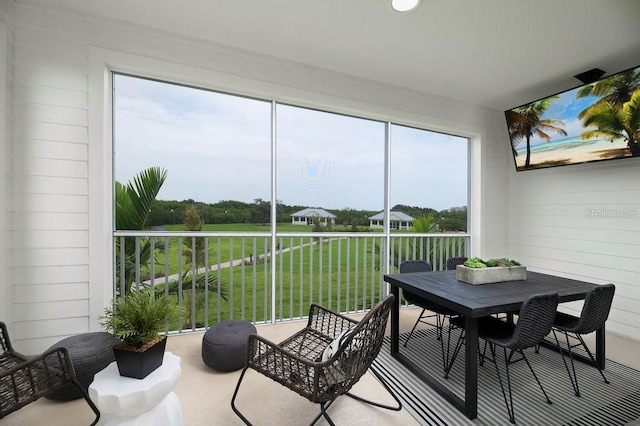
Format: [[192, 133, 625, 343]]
[[0, 347, 76, 418], [0, 346, 75, 382]]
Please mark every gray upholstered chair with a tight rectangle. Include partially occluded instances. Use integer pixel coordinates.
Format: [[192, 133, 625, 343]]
[[551, 283, 615, 397], [231, 295, 401, 426], [451, 292, 559, 424]]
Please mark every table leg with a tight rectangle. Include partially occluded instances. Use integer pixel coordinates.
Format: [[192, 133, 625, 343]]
[[464, 316, 478, 420], [596, 326, 605, 369], [391, 285, 400, 355]]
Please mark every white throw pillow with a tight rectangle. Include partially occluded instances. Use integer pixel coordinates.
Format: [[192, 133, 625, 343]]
[[317, 328, 353, 362]]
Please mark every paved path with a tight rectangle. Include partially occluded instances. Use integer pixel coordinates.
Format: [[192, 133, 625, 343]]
[[142, 238, 331, 286]]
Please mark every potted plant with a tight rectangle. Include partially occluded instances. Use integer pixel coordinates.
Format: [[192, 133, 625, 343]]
[[101, 288, 183, 379], [456, 257, 526, 285]]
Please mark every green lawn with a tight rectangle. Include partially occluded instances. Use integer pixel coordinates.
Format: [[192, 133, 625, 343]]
[[161, 235, 388, 328], [147, 223, 376, 279], [122, 223, 466, 329]]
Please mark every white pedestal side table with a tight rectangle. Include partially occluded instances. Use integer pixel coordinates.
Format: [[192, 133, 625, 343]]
[[89, 351, 183, 426]]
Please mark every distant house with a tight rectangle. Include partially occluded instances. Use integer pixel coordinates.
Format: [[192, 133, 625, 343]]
[[369, 211, 414, 230], [290, 208, 337, 226]]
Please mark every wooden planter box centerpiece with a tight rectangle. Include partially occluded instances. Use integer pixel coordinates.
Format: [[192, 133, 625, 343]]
[[456, 258, 526, 285]]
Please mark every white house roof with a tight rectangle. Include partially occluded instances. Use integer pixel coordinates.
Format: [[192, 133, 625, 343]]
[[369, 211, 414, 221], [291, 208, 337, 218]]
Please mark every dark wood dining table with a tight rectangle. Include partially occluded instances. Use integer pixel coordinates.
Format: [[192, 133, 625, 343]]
[[384, 269, 604, 420]]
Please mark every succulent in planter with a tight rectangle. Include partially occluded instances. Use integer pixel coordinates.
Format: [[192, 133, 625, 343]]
[[463, 257, 488, 268], [463, 257, 520, 268], [458, 257, 526, 285], [485, 257, 521, 267], [101, 288, 184, 378]]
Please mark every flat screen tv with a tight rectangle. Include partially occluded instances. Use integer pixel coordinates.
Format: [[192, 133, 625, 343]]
[[505, 64, 640, 171]]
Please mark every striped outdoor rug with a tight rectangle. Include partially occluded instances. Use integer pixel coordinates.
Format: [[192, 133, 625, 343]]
[[372, 328, 640, 425]]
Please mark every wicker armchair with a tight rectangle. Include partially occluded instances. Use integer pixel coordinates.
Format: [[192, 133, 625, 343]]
[[231, 295, 401, 426], [0, 322, 100, 425]]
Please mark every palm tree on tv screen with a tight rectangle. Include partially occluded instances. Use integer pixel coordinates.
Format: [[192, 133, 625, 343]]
[[577, 68, 640, 157], [507, 96, 568, 169], [577, 68, 640, 115], [580, 90, 640, 157]]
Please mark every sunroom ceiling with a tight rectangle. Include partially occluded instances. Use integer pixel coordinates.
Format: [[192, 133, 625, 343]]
[[26, 0, 640, 111]]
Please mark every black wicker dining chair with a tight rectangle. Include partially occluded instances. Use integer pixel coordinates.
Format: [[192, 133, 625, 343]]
[[400, 260, 461, 374], [0, 322, 100, 425], [450, 292, 559, 424], [551, 283, 615, 397], [231, 295, 401, 426], [446, 256, 468, 271]]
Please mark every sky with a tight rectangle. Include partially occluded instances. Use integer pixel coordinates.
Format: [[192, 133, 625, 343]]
[[512, 84, 599, 149], [114, 74, 468, 212]]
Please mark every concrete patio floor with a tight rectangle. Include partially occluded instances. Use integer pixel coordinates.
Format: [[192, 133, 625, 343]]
[[5, 308, 640, 426]]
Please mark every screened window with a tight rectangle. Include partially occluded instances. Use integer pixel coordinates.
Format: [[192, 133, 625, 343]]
[[113, 74, 468, 232]]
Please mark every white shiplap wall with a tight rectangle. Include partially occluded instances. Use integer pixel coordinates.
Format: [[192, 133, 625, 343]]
[[508, 158, 640, 340], [6, 2, 509, 353]]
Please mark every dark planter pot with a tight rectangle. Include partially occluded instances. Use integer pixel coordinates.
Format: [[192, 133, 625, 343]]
[[113, 336, 167, 379]]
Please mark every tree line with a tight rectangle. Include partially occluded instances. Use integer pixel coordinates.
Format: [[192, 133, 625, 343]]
[[148, 199, 467, 231]]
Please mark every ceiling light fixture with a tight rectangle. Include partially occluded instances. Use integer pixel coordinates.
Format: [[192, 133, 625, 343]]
[[391, 0, 421, 12]]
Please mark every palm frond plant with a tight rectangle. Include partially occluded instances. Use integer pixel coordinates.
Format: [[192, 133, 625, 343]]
[[101, 287, 184, 379], [173, 205, 229, 326], [155, 270, 229, 328], [405, 212, 441, 268], [370, 212, 449, 271], [101, 288, 183, 350], [115, 166, 168, 295]]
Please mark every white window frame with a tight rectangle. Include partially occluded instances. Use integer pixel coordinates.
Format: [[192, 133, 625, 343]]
[[88, 47, 481, 330]]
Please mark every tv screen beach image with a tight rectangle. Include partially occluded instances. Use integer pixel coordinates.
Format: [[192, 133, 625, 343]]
[[505, 65, 640, 171]]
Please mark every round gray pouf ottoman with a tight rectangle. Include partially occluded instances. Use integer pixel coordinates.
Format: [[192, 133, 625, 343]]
[[202, 320, 256, 371], [45, 332, 120, 401]]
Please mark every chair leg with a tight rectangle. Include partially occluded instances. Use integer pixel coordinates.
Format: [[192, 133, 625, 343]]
[[233, 365, 400, 426], [231, 366, 253, 426], [487, 345, 552, 424], [317, 402, 337, 426], [520, 349, 552, 405], [553, 329, 609, 397], [403, 309, 426, 347], [575, 333, 609, 385], [553, 329, 580, 396], [444, 325, 486, 379], [311, 366, 401, 426], [70, 380, 100, 426], [489, 345, 516, 424], [345, 365, 402, 412], [439, 315, 453, 373], [435, 313, 444, 340], [444, 327, 464, 379]]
